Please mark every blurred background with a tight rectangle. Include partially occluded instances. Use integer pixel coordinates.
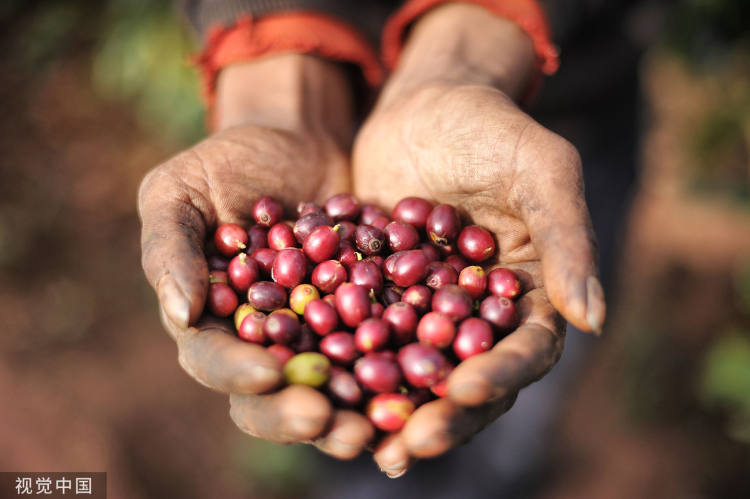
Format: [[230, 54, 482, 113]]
[[0, 0, 748, 497]]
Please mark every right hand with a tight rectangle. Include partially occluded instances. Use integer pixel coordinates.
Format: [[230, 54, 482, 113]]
[[137, 56, 374, 459]]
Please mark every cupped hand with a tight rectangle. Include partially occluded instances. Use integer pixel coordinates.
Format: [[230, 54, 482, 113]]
[[353, 82, 604, 475], [137, 56, 375, 459]]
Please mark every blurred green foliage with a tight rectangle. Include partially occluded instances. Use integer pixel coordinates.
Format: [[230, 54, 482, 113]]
[[92, 0, 205, 145], [664, 0, 750, 208], [698, 264, 750, 443], [232, 438, 318, 496]]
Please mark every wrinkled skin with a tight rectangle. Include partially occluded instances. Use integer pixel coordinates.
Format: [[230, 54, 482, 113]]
[[137, 7, 606, 475], [352, 82, 603, 476], [138, 124, 374, 459]]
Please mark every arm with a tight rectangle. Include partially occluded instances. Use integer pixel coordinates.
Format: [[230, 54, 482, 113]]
[[353, 3, 604, 476], [139, 54, 373, 459]]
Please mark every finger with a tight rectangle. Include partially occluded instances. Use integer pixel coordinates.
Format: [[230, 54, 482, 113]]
[[400, 395, 517, 458], [373, 433, 415, 479], [447, 288, 565, 406], [138, 166, 212, 328], [230, 385, 333, 443], [515, 138, 605, 334], [162, 311, 282, 394], [312, 410, 375, 460]]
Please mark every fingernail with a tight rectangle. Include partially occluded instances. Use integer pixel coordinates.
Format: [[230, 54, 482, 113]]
[[385, 469, 407, 479], [157, 274, 190, 328], [328, 437, 360, 458], [585, 276, 605, 336], [288, 417, 322, 439], [380, 462, 407, 477], [449, 380, 492, 406], [250, 365, 281, 389]]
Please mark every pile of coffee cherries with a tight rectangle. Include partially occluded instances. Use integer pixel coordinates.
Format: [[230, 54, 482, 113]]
[[205, 194, 521, 432]]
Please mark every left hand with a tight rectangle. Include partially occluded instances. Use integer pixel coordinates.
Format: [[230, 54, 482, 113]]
[[351, 4, 605, 477]]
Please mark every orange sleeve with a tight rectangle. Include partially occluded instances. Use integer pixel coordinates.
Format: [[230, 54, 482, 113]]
[[381, 0, 560, 102], [196, 12, 384, 127]]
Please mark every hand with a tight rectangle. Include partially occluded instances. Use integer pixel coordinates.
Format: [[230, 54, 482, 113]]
[[351, 5, 605, 476], [138, 55, 374, 459]]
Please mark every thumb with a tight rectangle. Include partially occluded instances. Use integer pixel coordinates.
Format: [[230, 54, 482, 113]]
[[138, 168, 210, 328], [517, 141, 605, 334]]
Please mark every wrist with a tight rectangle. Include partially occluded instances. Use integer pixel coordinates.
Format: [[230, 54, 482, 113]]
[[381, 3, 535, 105], [215, 54, 354, 145]]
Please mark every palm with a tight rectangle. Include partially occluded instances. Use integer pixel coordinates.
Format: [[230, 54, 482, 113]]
[[139, 124, 376, 459], [352, 83, 599, 472]]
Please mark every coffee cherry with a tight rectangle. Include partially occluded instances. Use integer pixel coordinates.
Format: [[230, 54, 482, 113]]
[[385, 220, 420, 252], [263, 310, 300, 345], [355, 318, 391, 353], [297, 201, 322, 217], [426, 204, 460, 246], [370, 302, 384, 318], [268, 222, 296, 250], [311, 260, 347, 293], [333, 221, 356, 242], [207, 255, 229, 271], [214, 223, 248, 256], [398, 343, 451, 387], [368, 255, 385, 270], [354, 353, 402, 393], [430, 366, 453, 398], [283, 352, 330, 387], [453, 317, 494, 360], [271, 248, 307, 288], [234, 302, 257, 331], [293, 212, 333, 244], [325, 193, 360, 221], [209, 269, 229, 285], [253, 196, 283, 227], [367, 393, 414, 432], [338, 241, 362, 268], [487, 268, 522, 299], [246, 225, 268, 254], [289, 284, 320, 315], [458, 265, 488, 298], [238, 311, 267, 344], [354, 224, 385, 255], [267, 344, 295, 366], [207, 283, 237, 317], [445, 255, 468, 274], [320, 332, 358, 365], [389, 250, 429, 287], [431, 284, 473, 322], [420, 242, 441, 263], [392, 197, 433, 229], [349, 259, 383, 293], [322, 294, 336, 307], [425, 261, 459, 290], [227, 253, 259, 293], [304, 298, 338, 336], [382, 302, 418, 345], [250, 248, 277, 276], [303, 225, 340, 263], [417, 312, 456, 348], [327, 367, 363, 407], [247, 281, 286, 311], [360, 204, 388, 225], [479, 295, 519, 333], [457, 225, 496, 262], [334, 283, 371, 327], [402, 285, 432, 314], [382, 285, 404, 306], [406, 387, 434, 408], [371, 216, 390, 230], [291, 324, 317, 353]]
